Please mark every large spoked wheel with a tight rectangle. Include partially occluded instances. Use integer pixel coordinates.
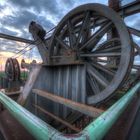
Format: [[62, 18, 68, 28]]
[[49, 4, 134, 104]]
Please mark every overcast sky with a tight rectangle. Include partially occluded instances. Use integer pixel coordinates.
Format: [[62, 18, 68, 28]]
[[0, 0, 140, 65]]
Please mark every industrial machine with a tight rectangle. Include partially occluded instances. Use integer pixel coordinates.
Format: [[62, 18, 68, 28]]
[[0, 0, 140, 140]]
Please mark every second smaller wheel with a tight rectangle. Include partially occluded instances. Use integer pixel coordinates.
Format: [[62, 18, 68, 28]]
[[5, 58, 20, 81]]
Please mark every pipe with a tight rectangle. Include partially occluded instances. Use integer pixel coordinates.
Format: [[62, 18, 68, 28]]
[[0, 82, 140, 140], [0, 92, 51, 140]]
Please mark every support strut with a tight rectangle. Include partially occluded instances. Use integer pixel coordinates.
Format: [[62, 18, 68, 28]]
[[32, 89, 104, 118]]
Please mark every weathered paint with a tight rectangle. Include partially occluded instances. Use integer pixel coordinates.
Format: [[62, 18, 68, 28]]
[[22, 64, 86, 121], [17, 65, 42, 105], [32, 89, 103, 118], [0, 82, 140, 140]]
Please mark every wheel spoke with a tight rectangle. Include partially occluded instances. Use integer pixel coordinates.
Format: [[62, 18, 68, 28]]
[[96, 46, 121, 53], [75, 11, 90, 48], [73, 16, 101, 36], [80, 21, 112, 50], [67, 20, 76, 49], [87, 73, 100, 94], [80, 52, 121, 57], [91, 62, 115, 76], [55, 36, 69, 50], [94, 38, 120, 52], [128, 26, 140, 37], [87, 63, 109, 87]]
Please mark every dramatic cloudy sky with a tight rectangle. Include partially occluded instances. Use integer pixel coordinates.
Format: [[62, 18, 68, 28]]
[[0, 0, 140, 69]]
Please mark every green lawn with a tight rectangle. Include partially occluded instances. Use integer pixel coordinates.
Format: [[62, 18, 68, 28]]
[[0, 71, 28, 80], [0, 71, 5, 77]]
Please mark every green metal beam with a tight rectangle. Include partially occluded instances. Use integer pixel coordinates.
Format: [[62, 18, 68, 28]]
[[0, 92, 54, 140], [0, 82, 140, 140], [83, 82, 140, 140]]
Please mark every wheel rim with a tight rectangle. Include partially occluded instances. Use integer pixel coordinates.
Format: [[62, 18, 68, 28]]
[[13, 58, 20, 81], [49, 4, 133, 104]]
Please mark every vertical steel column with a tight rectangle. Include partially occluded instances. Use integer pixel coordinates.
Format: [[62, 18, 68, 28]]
[[108, 0, 120, 38], [109, 0, 120, 11], [109, 0, 120, 37]]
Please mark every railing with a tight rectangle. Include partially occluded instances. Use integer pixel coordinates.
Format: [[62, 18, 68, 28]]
[[0, 82, 140, 140]]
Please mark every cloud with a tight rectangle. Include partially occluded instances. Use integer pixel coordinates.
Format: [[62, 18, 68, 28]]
[[0, 4, 4, 12], [0, 0, 140, 62], [0, 0, 109, 38], [0, 39, 26, 53], [1, 11, 37, 35], [125, 13, 140, 28], [0, 27, 18, 36], [61, 0, 75, 7], [9, 0, 60, 15], [133, 15, 140, 30], [0, 7, 55, 39], [35, 15, 55, 30], [122, 0, 135, 6]]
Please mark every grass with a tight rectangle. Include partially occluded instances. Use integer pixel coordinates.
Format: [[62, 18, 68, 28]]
[[0, 71, 28, 80], [0, 71, 5, 77]]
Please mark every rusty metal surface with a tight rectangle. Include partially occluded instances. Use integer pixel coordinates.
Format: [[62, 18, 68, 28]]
[[32, 89, 103, 117], [109, 0, 120, 10], [29, 24, 49, 63], [21, 59, 37, 70], [0, 110, 35, 140], [5, 90, 20, 96]]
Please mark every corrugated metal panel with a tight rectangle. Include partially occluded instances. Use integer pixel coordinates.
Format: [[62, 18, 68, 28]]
[[25, 64, 86, 121], [0, 77, 8, 89]]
